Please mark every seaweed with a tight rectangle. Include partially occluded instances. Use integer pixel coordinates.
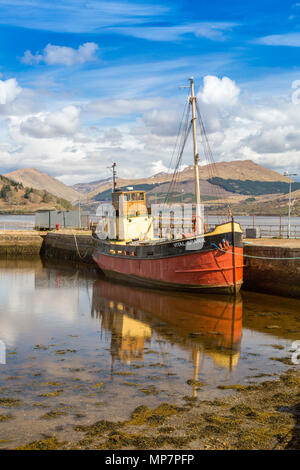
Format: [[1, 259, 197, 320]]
[[16, 437, 65, 450], [0, 398, 21, 407]]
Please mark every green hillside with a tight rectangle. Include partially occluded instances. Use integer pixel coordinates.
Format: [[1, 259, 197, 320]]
[[0, 175, 73, 213], [208, 178, 300, 195]]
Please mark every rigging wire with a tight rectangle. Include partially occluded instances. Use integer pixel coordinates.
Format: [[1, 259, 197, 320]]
[[165, 103, 192, 203], [166, 98, 188, 176], [196, 100, 232, 220], [164, 85, 232, 226], [171, 106, 191, 194]]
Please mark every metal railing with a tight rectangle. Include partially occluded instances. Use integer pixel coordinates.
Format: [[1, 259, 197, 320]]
[[206, 222, 300, 238], [243, 224, 300, 239]]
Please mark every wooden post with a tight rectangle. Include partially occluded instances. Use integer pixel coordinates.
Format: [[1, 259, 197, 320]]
[[231, 216, 237, 295], [279, 215, 282, 238], [189, 78, 201, 235], [229, 297, 237, 373], [192, 349, 200, 398]]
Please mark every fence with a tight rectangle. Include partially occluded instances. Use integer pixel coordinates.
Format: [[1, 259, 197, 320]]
[[34, 210, 91, 230], [242, 224, 300, 239], [206, 219, 300, 238]]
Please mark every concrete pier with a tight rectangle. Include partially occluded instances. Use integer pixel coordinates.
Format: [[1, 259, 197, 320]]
[[42, 231, 94, 263], [243, 239, 300, 298], [0, 231, 45, 256]]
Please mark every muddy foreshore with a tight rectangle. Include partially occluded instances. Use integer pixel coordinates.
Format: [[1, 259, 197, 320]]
[[13, 369, 299, 451]]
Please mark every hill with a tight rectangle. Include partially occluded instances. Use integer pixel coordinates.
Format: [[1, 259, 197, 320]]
[[5, 168, 80, 203], [72, 177, 111, 194], [0, 175, 73, 213], [84, 160, 293, 201], [208, 177, 300, 195], [208, 189, 300, 216]]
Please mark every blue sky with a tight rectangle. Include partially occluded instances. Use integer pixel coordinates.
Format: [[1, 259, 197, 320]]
[[1, 0, 300, 184]]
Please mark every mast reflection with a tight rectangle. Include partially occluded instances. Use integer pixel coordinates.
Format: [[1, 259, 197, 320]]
[[91, 279, 243, 396]]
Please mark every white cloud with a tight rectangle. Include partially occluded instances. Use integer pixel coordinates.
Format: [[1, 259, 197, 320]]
[[84, 97, 165, 116], [110, 22, 237, 42], [256, 33, 300, 47], [2, 74, 300, 184], [0, 78, 22, 104], [19, 105, 80, 138], [0, 0, 168, 33], [141, 109, 182, 136], [22, 42, 99, 66], [198, 76, 240, 107], [151, 159, 169, 175]]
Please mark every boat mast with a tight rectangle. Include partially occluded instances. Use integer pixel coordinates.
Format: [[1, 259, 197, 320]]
[[112, 162, 117, 192], [189, 78, 201, 234]]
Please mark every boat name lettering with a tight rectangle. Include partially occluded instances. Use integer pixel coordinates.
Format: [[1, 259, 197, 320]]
[[174, 242, 185, 247]]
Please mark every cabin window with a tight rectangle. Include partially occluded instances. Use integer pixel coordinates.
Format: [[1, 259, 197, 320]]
[[131, 193, 137, 201], [147, 251, 153, 256], [138, 192, 144, 200]]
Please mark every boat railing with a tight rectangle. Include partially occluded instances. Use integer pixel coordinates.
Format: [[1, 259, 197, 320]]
[[205, 223, 300, 239]]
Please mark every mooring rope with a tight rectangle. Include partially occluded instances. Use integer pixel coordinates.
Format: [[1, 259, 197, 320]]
[[72, 230, 90, 259], [211, 243, 300, 260]]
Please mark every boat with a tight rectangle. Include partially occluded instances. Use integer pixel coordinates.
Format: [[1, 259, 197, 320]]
[[92, 78, 243, 294]]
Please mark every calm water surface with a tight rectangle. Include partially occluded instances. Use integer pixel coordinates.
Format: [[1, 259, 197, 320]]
[[0, 258, 299, 448], [0, 214, 34, 230]]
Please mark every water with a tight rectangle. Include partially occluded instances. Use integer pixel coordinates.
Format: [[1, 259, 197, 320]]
[[0, 214, 35, 230], [0, 259, 299, 448]]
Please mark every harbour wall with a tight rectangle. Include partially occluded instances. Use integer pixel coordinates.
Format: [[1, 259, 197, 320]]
[[41, 232, 94, 264], [243, 244, 300, 299], [0, 231, 45, 256], [0, 231, 299, 298]]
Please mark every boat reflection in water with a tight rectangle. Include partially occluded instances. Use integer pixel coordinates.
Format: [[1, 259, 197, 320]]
[[92, 279, 243, 397]]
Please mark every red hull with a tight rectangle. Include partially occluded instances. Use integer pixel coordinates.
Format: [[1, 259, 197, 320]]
[[93, 246, 243, 293]]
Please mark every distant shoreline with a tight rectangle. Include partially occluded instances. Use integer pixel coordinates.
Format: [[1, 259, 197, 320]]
[[0, 210, 35, 215]]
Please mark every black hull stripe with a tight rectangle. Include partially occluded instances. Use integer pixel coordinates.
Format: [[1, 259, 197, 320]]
[[93, 232, 243, 261]]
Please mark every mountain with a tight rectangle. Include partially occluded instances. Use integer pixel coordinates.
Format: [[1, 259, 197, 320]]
[[72, 177, 111, 194], [218, 189, 300, 216], [4, 168, 80, 203], [194, 160, 291, 182], [85, 160, 294, 201], [0, 175, 73, 213]]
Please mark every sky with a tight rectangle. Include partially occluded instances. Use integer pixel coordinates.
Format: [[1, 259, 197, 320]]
[[1, 0, 300, 184]]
